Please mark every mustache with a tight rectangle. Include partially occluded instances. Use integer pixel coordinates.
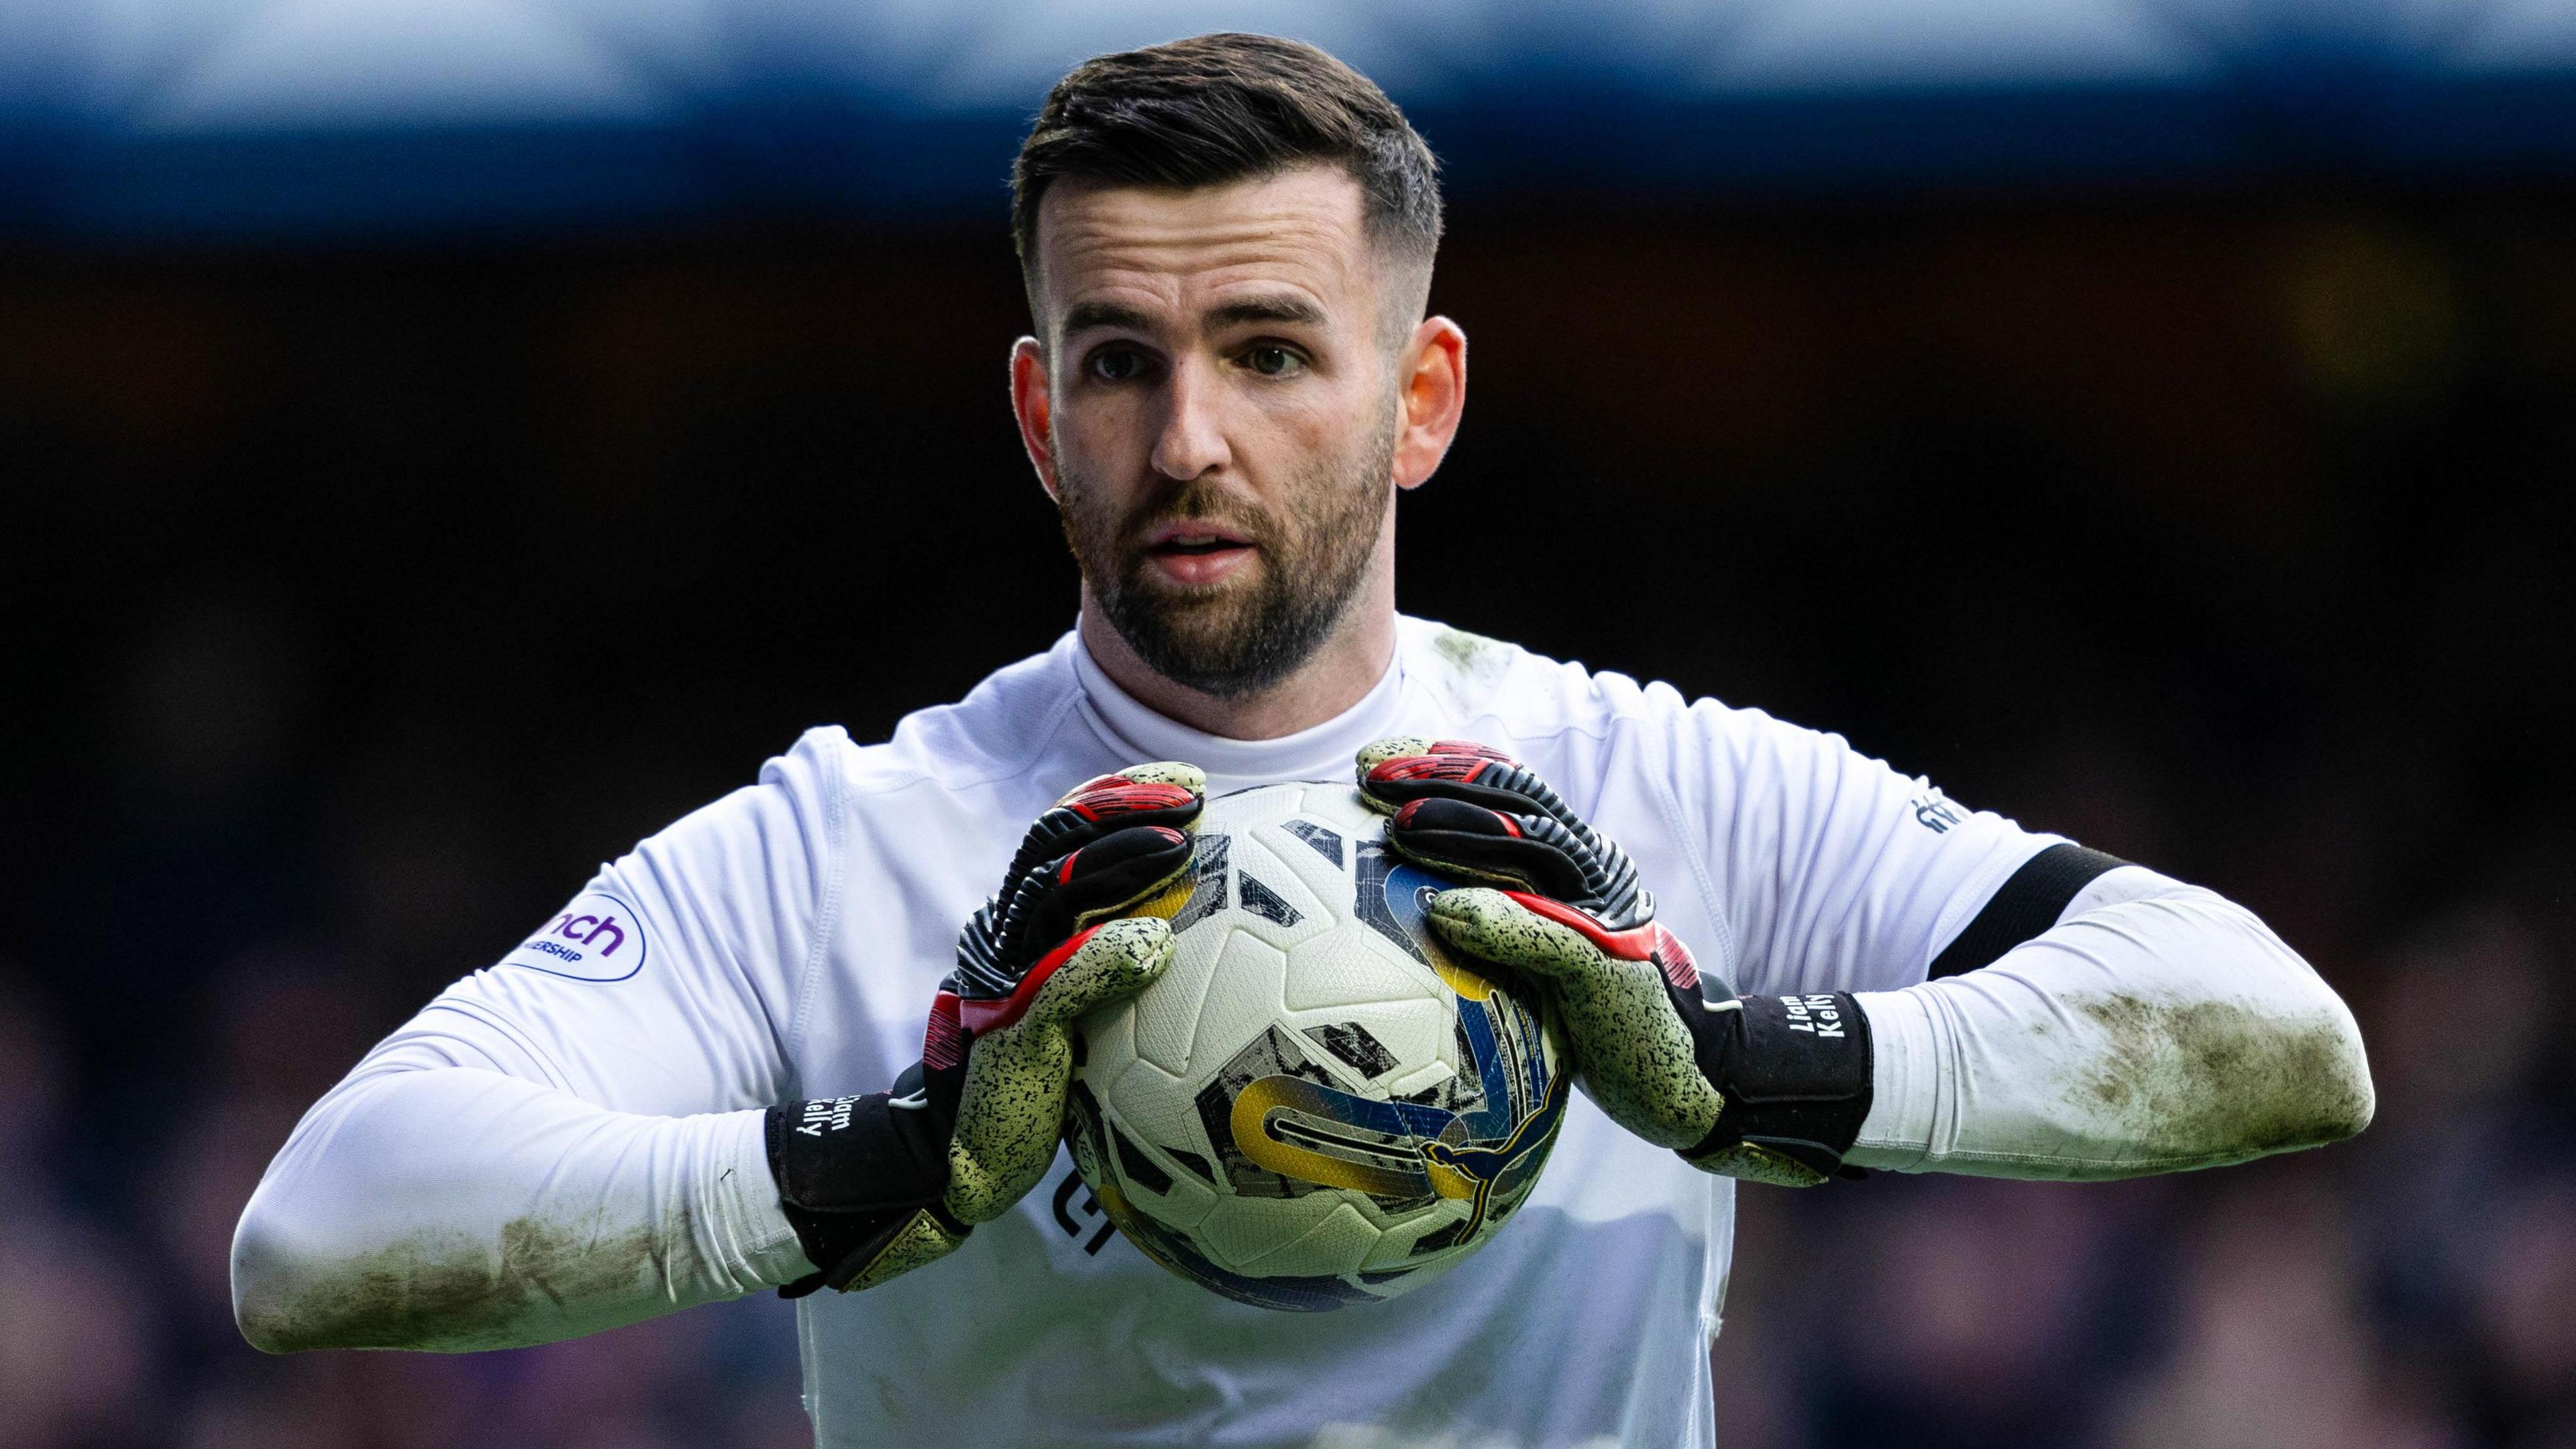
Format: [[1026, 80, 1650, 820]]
[[1111, 482, 1271, 549]]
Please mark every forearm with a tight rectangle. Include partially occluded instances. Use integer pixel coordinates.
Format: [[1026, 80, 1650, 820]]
[[231, 1046, 808, 1352], [1845, 869, 2373, 1177]]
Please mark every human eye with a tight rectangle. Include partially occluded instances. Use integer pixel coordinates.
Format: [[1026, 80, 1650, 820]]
[[1085, 344, 1157, 384], [1240, 343, 1309, 379]]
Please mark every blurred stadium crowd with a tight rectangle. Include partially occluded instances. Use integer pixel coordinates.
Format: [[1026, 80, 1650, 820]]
[[3, 191, 2574, 1449]]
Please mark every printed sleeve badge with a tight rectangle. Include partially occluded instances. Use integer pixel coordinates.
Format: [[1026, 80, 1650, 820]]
[[499, 891, 649, 981]]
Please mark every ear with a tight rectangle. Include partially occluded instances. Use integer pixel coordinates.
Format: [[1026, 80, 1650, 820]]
[[1010, 336, 1060, 500], [1391, 317, 1466, 492]]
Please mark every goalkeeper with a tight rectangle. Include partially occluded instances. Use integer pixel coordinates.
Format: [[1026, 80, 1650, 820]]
[[232, 32, 2372, 1449]]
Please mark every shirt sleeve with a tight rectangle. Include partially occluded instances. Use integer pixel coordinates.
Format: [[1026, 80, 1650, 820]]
[[1634, 686, 2056, 1000], [411, 731, 832, 1115], [1847, 865, 2375, 1176], [1626, 686, 2371, 1177], [230, 731, 845, 1351]]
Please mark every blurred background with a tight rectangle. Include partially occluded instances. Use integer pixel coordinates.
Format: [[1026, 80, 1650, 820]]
[[3, 2, 2574, 1446]]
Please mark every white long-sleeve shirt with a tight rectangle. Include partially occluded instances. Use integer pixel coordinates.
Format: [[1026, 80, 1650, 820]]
[[231, 616, 2371, 1449]]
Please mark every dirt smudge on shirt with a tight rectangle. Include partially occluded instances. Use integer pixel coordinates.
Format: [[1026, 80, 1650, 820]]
[[1430, 627, 1510, 685], [2070, 992, 2373, 1170], [237, 1208, 691, 1353]]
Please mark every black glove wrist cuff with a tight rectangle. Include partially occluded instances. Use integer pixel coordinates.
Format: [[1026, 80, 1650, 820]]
[[1672, 989, 1875, 1181], [764, 1090, 962, 1295]]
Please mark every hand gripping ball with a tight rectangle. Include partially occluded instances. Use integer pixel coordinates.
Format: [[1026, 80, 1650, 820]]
[[1063, 782, 1572, 1311]]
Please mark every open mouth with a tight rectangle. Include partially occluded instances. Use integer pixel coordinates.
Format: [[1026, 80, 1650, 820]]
[[1146, 523, 1252, 551], [1142, 523, 1257, 584]]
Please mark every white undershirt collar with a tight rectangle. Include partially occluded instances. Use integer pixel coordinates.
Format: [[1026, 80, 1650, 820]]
[[1068, 621, 1411, 794]]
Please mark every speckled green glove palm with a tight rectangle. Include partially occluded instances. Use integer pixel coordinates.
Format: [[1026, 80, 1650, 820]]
[[767, 763, 1203, 1294], [1356, 739, 1872, 1187], [939, 763, 1210, 1228]]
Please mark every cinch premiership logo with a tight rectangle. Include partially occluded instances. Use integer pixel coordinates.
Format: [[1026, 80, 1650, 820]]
[[500, 892, 648, 982]]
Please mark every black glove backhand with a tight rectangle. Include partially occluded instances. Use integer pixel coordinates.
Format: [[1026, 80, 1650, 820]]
[[766, 1062, 966, 1299], [1672, 992, 1874, 1184]]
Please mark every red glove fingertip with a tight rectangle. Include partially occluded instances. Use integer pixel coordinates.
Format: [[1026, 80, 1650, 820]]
[[1063, 780, 1199, 822]]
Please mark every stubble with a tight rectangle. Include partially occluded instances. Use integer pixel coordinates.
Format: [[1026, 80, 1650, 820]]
[[1053, 415, 1397, 700]]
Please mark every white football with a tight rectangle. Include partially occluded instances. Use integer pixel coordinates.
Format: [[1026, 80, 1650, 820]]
[[1063, 780, 1571, 1311]]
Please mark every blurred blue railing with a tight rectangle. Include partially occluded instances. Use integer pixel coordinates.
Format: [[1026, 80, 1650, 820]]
[[3, 0, 2573, 239]]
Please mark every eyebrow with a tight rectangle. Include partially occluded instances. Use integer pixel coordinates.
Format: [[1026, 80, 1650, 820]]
[[1058, 293, 1330, 339], [1061, 300, 1157, 337], [1207, 294, 1328, 329]]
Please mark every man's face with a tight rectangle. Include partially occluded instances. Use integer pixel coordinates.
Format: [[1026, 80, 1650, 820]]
[[1020, 166, 1405, 698]]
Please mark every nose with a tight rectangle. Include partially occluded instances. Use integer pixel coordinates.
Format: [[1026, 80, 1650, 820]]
[[1148, 356, 1231, 482]]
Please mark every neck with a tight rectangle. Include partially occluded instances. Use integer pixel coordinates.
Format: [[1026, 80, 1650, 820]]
[[1078, 561, 1397, 741]]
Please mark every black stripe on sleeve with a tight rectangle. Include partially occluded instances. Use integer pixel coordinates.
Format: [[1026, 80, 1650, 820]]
[[1926, 844, 2130, 979]]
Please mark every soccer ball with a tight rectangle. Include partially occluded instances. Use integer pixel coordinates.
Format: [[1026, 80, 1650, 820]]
[[1063, 781, 1571, 1311]]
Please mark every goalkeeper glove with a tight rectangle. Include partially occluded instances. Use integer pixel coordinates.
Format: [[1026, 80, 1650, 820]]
[[1356, 739, 1871, 1186], [766, 763, 1204, 1294]]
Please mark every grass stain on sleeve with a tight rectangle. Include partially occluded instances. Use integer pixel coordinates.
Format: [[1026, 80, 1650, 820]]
[[2070, 992, 2373, 1171], [238, 1208, 696, 1353]]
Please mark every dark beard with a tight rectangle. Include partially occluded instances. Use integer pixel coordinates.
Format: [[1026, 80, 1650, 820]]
[[1054, 420, 1394, 700]]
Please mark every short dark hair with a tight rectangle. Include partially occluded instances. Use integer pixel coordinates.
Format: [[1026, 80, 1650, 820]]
[[1012, 34, 1442, 312]]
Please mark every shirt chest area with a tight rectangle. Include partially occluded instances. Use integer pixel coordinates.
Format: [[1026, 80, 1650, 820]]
[[796, 808, 1022, 1093]]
